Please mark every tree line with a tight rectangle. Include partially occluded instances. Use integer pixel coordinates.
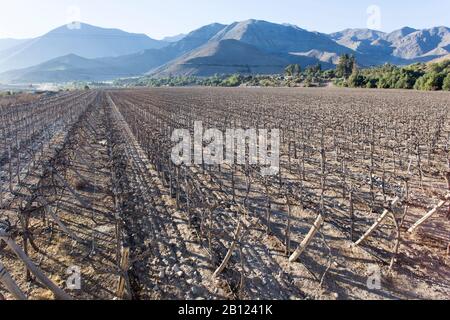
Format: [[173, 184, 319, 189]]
[[112, 55, 450, 91], [335, 54, 450, 91]]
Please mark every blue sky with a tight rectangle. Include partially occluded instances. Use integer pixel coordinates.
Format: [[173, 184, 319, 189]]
[[0, 0, 449, 39]]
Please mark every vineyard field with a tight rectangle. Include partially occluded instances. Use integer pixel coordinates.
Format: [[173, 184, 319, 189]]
[[0, 87, 449, 300]]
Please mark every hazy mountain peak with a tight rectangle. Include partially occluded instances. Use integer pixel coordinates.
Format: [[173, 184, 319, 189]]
[[162, 34, 186, 42], [185, 23, 226, 38], [398, 26, 418, 33], [330, 28, 386, 41], [164, 23, 227, 55], [55, 53, 82, 59], [0, 22, 167, 73], [383, 27, 418, 43], [46, 22, 156, 39]]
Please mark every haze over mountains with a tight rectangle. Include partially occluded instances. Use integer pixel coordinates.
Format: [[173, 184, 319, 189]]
[[0, 23, 166, 73], [0, 20, 449, 83], [0, 39, 30, 52], [162, 34, 187, 43]]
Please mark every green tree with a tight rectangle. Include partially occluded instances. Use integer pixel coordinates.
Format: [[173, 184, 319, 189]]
[[313, 62, 322, 74], [336, 54, 355, 79], [443, 73, 450, 91], [336, 54, 348, 78], [285, 64, 301, 77], [323, 69, 335, 79], [293, 64, 301, 76], [285, 64, 294, 77], [351, 56, 358, 75], [414, 72, 445, 91]]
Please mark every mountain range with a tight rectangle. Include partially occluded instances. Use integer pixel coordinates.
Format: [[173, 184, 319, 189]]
[[0, 20, 449, 83]]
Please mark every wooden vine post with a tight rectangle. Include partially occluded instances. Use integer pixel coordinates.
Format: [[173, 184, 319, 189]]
[[408, 194, 450, 233], [289, 214, 324, 263], [290, 126, 328, 263], [0, 230, 72, 300], [353, 197, 400, 247], [213, 220, 243, 278], [116, 244, 130, 299], [0, 261, 27, 300]]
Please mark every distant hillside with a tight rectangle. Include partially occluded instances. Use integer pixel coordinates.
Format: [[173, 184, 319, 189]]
[[151, 39, 328, 77], [428, 53, 450, 64], [1, 20, 449, 83], [0, 39, 29, 52], [330, 26, 450, 62], [164, 23, 227, 57], [0, 23, 230, 83], [0, 23, 166, 73], [162, 34, 186, 42], [329, 28, 388, 56], [151, 20, 343, 77], [0, 54, 129, 83], [152, 21, 450, 77], [212, 20, 351, 55], [393, 27, 450, 59], [98, 23, 228, 75]]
